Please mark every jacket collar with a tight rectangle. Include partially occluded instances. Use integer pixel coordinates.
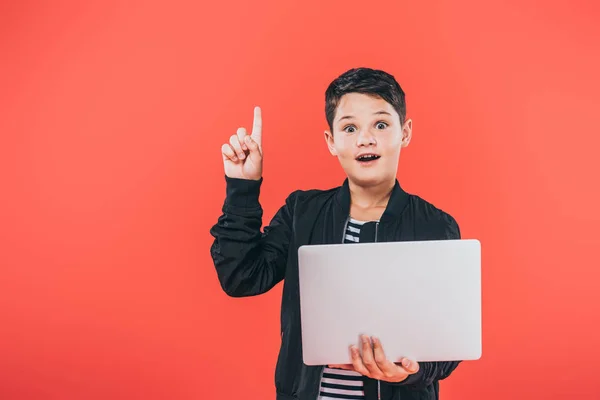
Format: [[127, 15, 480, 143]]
[[334, 178, 410, 222]]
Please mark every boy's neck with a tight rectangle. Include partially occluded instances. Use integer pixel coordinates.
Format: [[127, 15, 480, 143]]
[[348, 178, 395, 210]]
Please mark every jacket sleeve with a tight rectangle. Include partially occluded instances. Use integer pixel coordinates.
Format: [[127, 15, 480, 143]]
[[391, 213, 462, 388], [209, 176, 295, 297]]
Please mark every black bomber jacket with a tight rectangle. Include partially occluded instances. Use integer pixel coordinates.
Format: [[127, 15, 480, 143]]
[[210, 176, 462, 400]]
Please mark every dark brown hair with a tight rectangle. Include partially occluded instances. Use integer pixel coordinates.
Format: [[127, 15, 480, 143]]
[[325, 67, 406, 131]]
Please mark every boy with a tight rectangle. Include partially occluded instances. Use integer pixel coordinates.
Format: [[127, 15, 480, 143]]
[[210, 68, 462, 400]]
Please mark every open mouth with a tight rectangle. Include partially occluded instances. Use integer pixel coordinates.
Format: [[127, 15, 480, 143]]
[[356, 154, 381, 162]]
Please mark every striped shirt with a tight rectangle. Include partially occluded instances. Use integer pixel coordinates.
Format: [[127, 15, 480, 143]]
[[318, 218, 374, 400]]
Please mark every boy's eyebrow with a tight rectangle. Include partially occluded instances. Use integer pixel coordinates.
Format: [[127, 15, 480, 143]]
[[336, 110, 392, 122]]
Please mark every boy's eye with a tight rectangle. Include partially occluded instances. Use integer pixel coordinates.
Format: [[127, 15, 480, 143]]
[[344, 125, 357, 133], [376, 122, 388, 129]]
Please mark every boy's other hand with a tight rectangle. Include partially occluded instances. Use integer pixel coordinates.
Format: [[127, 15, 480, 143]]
[[328, 335, 420, 383], [221, 106, 263, 180]]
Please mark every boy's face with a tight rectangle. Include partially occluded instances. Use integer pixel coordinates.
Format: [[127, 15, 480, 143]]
[[325, 93, 412, 187]]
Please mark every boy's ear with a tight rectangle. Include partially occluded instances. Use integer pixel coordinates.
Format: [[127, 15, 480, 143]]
[[324, 130, 337, 156], [401, 119, 413, 148]]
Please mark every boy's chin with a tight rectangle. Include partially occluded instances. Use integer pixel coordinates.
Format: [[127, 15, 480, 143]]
[[347, 171, 396, 187]]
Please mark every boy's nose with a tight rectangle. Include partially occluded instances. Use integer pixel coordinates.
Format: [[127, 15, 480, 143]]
[[356, 129, 376, 146]]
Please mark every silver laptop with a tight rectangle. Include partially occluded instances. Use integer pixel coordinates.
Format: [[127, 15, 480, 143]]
[[298, 239, 481, 366]]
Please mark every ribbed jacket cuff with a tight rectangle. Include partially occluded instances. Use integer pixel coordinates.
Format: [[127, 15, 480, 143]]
[[224, 176, 262, 209]]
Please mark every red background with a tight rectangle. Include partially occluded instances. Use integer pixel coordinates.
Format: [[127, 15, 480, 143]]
[[1, 1, 599, 399]]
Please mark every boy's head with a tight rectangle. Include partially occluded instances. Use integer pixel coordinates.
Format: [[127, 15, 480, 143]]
[[324, 68, 412, 187]]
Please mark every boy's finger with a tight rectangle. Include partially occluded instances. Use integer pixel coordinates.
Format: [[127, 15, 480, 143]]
[[245, 135, 262, 157], [229, 135, 245, 160], [221, 143, 238, 162], [360, 336, 382, 377], [251, 106, 262, 147], [371, 337, 397, 373], [350, 345, 370, 377], [237, 127, 248, 151], [400, 358, 419, 374]]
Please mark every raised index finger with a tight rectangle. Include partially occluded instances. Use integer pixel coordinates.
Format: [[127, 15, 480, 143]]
[[251, 106, 262, 146]]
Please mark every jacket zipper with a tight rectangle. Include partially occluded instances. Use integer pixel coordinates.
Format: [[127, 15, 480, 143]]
[[375, 222, 381, 400]]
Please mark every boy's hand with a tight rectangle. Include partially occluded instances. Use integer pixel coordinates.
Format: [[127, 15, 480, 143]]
[[221, 106, 263, 180], [328, 335, 420, 383]]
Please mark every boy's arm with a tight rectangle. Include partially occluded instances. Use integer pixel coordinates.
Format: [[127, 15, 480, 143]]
[[209, 176, 294, 297]]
